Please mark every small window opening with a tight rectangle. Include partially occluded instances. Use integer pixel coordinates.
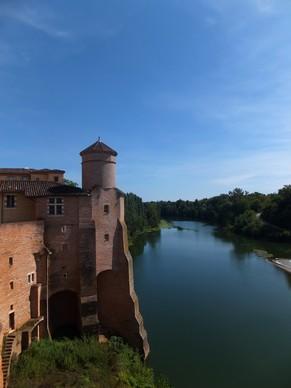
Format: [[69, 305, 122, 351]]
[[48, 197, 64, 216], [9, 257, 13, 266], [54, 176, 59, 182], [28, 274, 31, 283], [6, 195, 16, 208], [31, 273, 35, 282], [10, 305, 13, 310], [104, 204, 110, 215], [9, 281, 14, 290], [104, 233, 109, 242], [9, 312, 15, 331]]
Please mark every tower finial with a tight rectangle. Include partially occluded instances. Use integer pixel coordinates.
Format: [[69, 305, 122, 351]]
[[98, 136, 101, 142]]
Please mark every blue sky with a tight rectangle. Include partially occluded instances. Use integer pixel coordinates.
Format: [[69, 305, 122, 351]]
[[0, 0, 291, 200]]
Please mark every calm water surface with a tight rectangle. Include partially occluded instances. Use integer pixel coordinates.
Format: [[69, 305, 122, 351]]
[[132, 221, 291, 388]]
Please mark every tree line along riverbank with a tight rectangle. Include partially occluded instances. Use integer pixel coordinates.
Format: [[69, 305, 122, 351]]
[[125, 185, 291, 243]]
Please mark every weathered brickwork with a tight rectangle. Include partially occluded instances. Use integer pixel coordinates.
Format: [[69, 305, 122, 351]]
[[0, 222, 44, 332], [35, 196, 82, 296], [0, 140, 149, 387], [0, 193, 35, 223], [0, 222, 44, 387]]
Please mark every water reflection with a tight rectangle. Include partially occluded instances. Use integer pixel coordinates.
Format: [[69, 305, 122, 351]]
[[215, 230, 257, 260], [283, 272, 291, 289], [215, 229, 291, 260], [130, 230, 161, 257], [133, 220, 291, 388]]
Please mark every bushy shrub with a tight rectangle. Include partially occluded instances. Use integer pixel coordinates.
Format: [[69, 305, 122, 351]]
[[9, 337, 170, 388]]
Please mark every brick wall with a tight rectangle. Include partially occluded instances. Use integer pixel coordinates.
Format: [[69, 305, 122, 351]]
[[0, 221, 44, 333], [92, 188, 149, 357], [81, 153, 116, 191], [0, 221, 44, 386], [35, 197, 81, 297], [1, 193, 35, 223]]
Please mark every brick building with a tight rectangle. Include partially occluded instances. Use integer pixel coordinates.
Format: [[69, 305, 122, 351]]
[[0, 140, 149, 388]]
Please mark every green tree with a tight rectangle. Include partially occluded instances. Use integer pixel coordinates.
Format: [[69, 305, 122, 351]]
[[145, 203, 160, 228], [64, 179, 79, 187]]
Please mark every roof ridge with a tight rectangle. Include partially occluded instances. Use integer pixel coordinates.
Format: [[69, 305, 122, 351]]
[[80, 139, 118, 156], [0, 168, 65, 173], [0, 180, 85, 197]]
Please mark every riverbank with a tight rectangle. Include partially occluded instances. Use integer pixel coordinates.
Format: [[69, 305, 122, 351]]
[[133, 220, 291, 388], [128, 219, 172, 246], [157, 186, 291, 243]]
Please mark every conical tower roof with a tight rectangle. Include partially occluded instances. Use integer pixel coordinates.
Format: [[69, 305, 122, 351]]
[[80, 138, 118, 156]]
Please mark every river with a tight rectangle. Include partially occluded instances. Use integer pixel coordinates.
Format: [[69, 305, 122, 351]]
[[132, 221, 291, 388]]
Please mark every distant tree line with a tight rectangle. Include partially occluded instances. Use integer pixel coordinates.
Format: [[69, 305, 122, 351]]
[[125, 193, 160, 240], [157, 186, 291, 242], [125, 186, 291, 242]]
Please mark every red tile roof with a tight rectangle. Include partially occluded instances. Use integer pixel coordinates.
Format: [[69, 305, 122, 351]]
[[0, 181, 85, 197], [0, 168, 65, 174], [80, 139, 118, 156]]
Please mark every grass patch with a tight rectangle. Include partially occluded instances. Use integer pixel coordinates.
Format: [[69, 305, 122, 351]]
[[9, 337, 171, 388], [128, 219, 172, 246], [159, 220, 172, 229]]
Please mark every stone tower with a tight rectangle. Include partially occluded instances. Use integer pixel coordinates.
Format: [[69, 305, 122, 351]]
[[80, 139, 149, 357], [80, 138, 117, 191]]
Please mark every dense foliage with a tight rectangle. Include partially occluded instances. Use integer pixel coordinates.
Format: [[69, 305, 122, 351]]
[[125, 193, 160, 240], [157, 186, 291, 242], [64, 179, 79, 187], [9, 337, 170, 388]]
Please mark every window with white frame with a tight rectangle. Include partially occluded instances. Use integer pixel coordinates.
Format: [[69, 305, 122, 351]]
[[5, 195, 16, 208], [48, 197, 64, 215]]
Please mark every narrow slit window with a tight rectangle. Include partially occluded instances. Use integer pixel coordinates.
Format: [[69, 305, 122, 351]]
[[9, 257, 13, 266], [28, 274, 31, 283], [9, 312, 15, 331], [9, 281, 14, 290], [104, 233, 109, 242], [31, 273, 35, 282], [104, 204, 110, 215]]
